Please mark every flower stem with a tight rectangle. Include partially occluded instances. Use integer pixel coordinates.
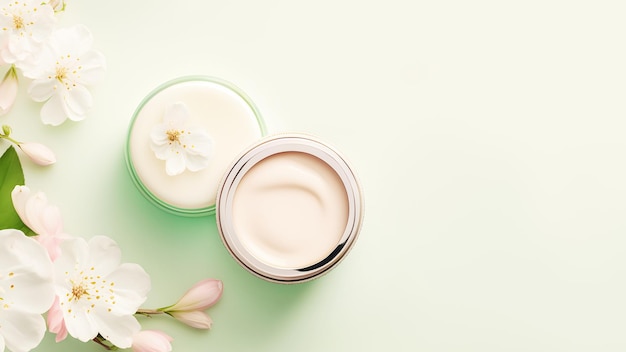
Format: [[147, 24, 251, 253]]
[[92, 335, 118, 350], [136, 308, 167, 317], [0, 124, 20, 145]]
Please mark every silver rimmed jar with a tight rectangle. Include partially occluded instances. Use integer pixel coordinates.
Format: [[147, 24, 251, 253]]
[[216, 134, 363, 283]]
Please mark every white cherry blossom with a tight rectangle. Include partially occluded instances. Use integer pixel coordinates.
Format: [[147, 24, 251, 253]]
[[52, 236, 150, 349], [0, 229, 55, 352], [26, 24, 105, 126], [0, 0, 55, 67], [150, 102, 213, 176]]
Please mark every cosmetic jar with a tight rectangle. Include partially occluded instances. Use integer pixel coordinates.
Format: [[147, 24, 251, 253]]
[[216, 134, 363, 283], [126, 76, 363, 283], [125, 76, 266, 216]]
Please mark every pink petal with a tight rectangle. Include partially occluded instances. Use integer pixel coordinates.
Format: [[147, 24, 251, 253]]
[[0, 67, 18, 115], [167, 279, 223, 312], [47, 297, 68, 342], [168, 310, 213, 330], [132, 330, 173, 352], [19, 142, 57, 166]]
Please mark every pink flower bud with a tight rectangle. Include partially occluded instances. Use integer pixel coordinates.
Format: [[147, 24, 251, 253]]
[[165, 279, 223, 312], [169, 310, 213, 329], [131, 330, 173, 352], [0, 67, 18, 116], [160, 279, 222, 329], [18, 142, 56, 166]]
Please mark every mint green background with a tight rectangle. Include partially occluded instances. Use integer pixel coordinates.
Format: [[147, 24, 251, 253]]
[[2, 1, 626, 351]]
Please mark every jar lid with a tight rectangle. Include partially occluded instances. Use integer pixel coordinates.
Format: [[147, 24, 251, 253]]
[[216, 134, 363, 283], [125, 76, 266, 216]]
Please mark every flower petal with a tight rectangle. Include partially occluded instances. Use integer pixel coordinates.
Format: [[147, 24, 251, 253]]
[[0, 308, 47, 352], [181, 129, 212, 156], [62, 303, 99, 342], [184, 153, 211, 172], [40, 93, 69, 126], [19, 142, 57, 166], [165, 152, 185, 176], [11, 185, 31, 230], [168, 310, 213, 329], [0, 229, 55, 314], [163, 102, 189, 126], [87, 236, 121, 277], [47, 296, 68, 342], [65, 85, 93, 118], [132, 330, 173, 352], [92, 313, 141, 349], [75, 50, 106, 86], [104, 263, 151, 315], [0, 67, 18, 115], [28, 78, 57, 102], [167, 279, 223, 312]]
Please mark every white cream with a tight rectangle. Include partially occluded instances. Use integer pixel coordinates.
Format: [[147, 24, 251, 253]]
[[232, 152, 349, 269], [129, 79, 263, 210]]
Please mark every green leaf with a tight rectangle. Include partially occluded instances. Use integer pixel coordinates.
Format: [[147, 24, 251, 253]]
[[0, 146, 34, 236]]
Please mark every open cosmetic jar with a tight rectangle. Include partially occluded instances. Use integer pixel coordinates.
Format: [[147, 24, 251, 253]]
[[125, 76, 363, 283]]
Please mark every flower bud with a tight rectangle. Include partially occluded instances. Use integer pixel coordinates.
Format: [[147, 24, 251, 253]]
[[163, 279, 223, 313], [0, 67, 18, 116], [2, 124, 11, 136], [131, 330, 173, 352], [18, 142, 56, 166], [160, 279, 222, 329]]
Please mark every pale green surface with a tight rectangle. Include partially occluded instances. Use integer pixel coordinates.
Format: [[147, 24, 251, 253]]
[[4, 0, 626, 351]]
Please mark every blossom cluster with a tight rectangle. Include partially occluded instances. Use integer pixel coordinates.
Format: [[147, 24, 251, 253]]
[[0, 0, 105, 125], [3, 184, 223, 352]]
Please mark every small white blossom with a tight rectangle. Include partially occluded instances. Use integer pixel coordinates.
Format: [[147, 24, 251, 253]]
[[150, 102, 213, 176], [0, 229, 55, 352], [53, 236, 150, 349], [26, 24, 106, 126], [0, 0, 55, 67]]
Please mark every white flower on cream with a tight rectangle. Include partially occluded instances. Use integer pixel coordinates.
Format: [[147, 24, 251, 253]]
[[150, 102, 212, 176], [26, 24, 106, 126], [0, 229, 55, 352], [0, 0, 55, 67], [52, 236, 150, 349]]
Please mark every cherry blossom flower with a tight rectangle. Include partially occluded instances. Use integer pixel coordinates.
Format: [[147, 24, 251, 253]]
[[11, 185, 67, 261], [52, 236, 150, 349], [0, 0, 55, 67], [26, 24, 106, 126], [0, 66, 17, 115], [0, 229, 55, 352], [160, 279, 222, 329], [131, 330, 173, 352], [150, 102, 212, 176]]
